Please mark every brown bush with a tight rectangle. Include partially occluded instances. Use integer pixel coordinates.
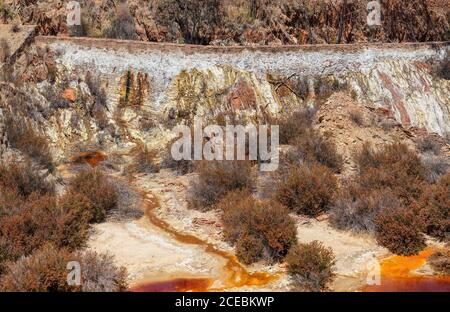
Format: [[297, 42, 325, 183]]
[[0, 193, 58, 270], [235, 233, 265, 265], [78, 250, 128, 292], [130, 144, 159, 174], [330, 186, 400, 233], [0, 244, 74, 292], [0, 244, 128, 292], [67, 169, 118, 223], [418, 174, 450, 241], [0, 189, 93, 272], [286, 241, 336, 292], [157, 0, 223, 45], [0, 161, 54, 197], [4, 115, 54, 170], [417, 136, 441, 155], [103, 4, 137, 40], [355, 143, 426, 204], [276, 164, 337, 217], [218, 190, 297, 263], [277, 108, 317, 144], [188, 160, 255, 211], [55, 191, 92, 250], [349, 109, 364, 125], [421, 154, 449, 183], [374, 207, 426, 256], [291, 129, 343, 172], [428, 249, 450, 275]]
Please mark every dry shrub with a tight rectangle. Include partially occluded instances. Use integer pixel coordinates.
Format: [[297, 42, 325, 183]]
[[0, 193, 57, 270], [0, 161, 54, 197], [0, 244, 75, 292], [0, 244, 128, 292], [78, 250, 128, 292], [292, 129, 343, 172], [349, 109, 364, 126], [188, 160, 255, 211], [157, 0, 223, 45], [276, 164, 337, 217], [286, 241, 336, 292], [428, 249, 450, 275], [330, 186, 400, 233], [418, 174, 450, 241], [275, 106, 342, 172], [4, 115, 54, 170], [374, 207, 426, 256], [103, 4, 137, 40], [421, 154, 449, 183], [277, 107, 316, 144], [0, 190, 92, 272], [218, 190, 297, 263], [130, 144, 159, 174], [355, 143, 426, 205], [55, 191, 92, 249], [417, 136, 441, 155], [67, 169, 118, 223]]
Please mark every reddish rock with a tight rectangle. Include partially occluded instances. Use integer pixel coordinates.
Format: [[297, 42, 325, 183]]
[[62, 88, 76, 102], [228, 79, 257, 110]]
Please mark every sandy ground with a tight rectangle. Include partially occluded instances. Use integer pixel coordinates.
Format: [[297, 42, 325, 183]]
[[87, 204, 226, 287]]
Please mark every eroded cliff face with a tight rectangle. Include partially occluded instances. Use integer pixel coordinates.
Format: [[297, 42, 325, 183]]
[[1, 37, 449, 161]]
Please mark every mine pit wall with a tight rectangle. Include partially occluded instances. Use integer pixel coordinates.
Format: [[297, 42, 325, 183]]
[[36, 36, 450, 136]]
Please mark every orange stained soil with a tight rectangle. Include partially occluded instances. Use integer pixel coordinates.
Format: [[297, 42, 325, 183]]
[[130, 192, 277, 292], [70, 151, 107, 167], [363, 248, 450, 292]]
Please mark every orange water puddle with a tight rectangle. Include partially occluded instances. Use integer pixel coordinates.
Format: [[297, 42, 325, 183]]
[[70, 151, 107, 167], [131, 278, 213, 292], [363, 248, 450, 292], [129, 192, 276, 292]]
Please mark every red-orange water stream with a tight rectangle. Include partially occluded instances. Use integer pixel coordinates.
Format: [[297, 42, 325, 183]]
[[129, 193, 277, 292], [363, 248, 450, 292]]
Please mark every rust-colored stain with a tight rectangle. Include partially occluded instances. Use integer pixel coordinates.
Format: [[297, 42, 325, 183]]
[[228, 79, 257, 110], [363, 248, 450, 292], [130, 191, 276, 292], [70, 151, 107, 167], [379, 72, 411, 126]]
